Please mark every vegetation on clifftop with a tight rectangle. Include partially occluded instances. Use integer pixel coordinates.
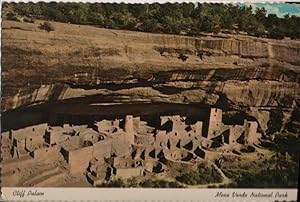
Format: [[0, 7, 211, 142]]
[[3, 2, 300, 39]]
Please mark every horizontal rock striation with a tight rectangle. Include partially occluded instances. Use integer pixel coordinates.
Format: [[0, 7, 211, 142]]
[[2, 20, 300, 113]]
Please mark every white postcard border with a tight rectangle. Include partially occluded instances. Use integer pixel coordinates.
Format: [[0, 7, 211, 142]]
[[0, 188, 298, 201]]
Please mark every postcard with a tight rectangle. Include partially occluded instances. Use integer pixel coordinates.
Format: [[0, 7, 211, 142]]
[[0, 1, 299, 201]]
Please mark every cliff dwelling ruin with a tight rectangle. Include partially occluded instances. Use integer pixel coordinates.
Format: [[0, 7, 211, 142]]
[[1, 107, 267, 187]]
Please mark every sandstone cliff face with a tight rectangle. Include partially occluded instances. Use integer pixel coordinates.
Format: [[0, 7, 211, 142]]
[[2, 20, 300, 132]]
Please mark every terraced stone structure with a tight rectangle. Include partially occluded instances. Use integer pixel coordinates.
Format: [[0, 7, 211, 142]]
[[1, 108, 262, 186]]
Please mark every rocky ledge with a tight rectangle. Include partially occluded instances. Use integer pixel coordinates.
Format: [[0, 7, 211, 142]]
[[2, 20, 300, 133]]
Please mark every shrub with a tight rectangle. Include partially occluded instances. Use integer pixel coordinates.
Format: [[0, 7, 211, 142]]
[[140, 179, 184, 188], [176, 164, 222, 185], [96, 178, 127, 187], [6, 12, 19, 21], [235, 161, 298, 188], [38, 21, 55, 32], [96, 177, 184, 188], [268, 28, 285, 40]]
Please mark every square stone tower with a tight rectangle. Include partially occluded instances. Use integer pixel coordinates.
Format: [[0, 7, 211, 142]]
[[207, 108, 223, 139], [124, 115, 134, 145]]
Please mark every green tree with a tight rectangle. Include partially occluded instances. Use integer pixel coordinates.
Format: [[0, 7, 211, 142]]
[[255, 7, 267, 23], [4, 2, 300, 39], [141, 18, 159, 32]]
